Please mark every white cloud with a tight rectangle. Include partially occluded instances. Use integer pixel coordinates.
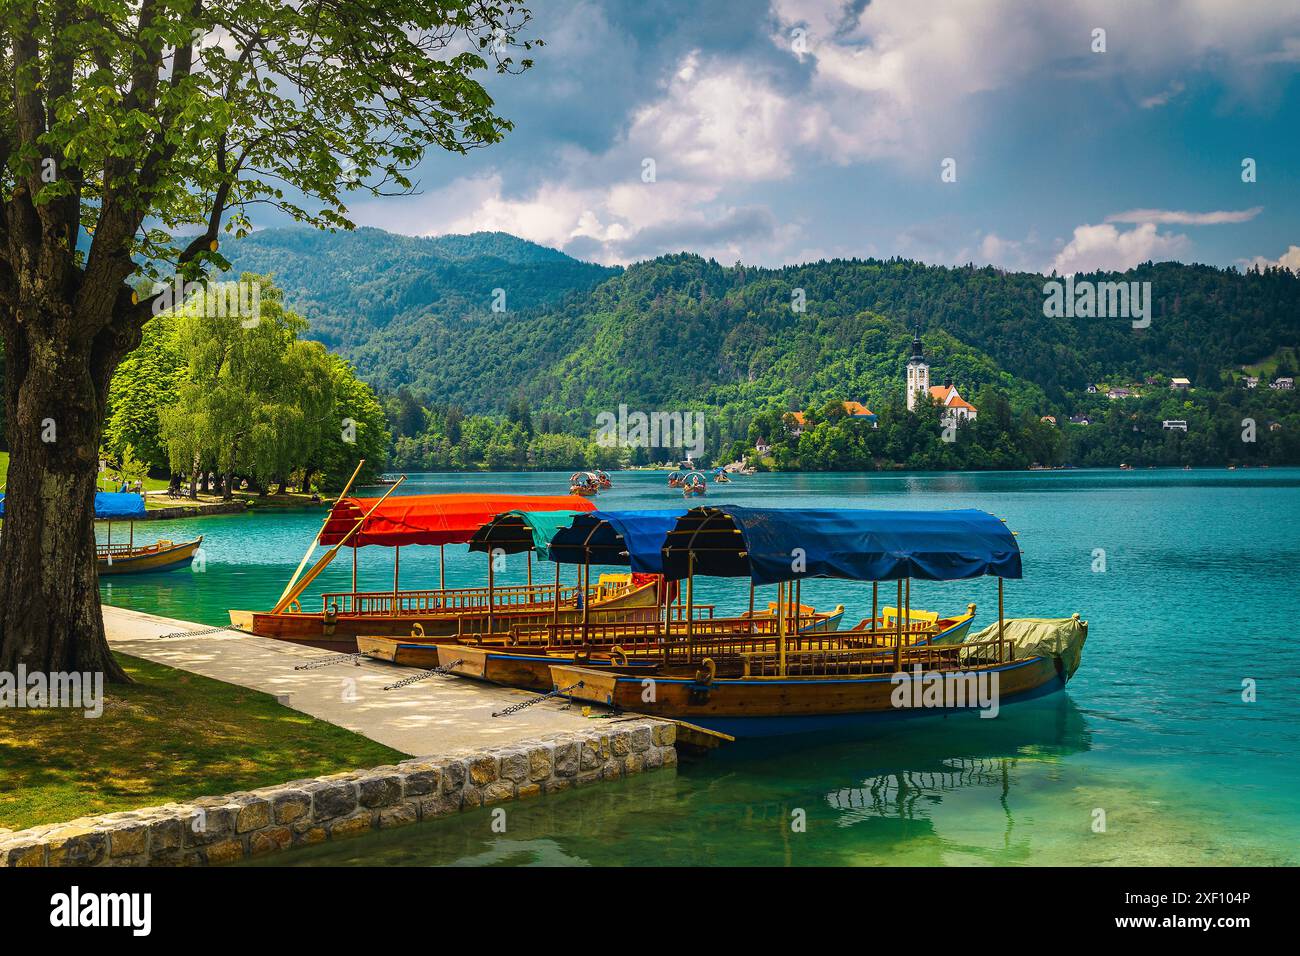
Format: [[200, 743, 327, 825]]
[[1138, 80, 1185, 109], [1251, 36, 1300, 63], [352, 1, 1300, 269], [1106, 207, 1263, 225], [769, 0, 1300, 164], [1240, 245, 1300, 273], [1051, 222, 1190, 274], [353, 52, 809, 265]]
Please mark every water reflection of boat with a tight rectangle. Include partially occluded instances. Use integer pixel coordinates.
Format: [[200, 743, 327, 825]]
[[818, 694, 1092, 858]]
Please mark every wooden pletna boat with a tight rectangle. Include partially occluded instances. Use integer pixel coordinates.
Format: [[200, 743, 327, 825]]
[[431, 509, 930, 692], [100, 535, 204, 574], [2, 490, 203, 575], [356, 508, 685, 664], [228, 465, 658, 651], [548, 506, 1087, 737], [681, 471, 707, 497], [569, 472, 600, 497], [667, 471, 684, 488], [93, 491, 203, 574]]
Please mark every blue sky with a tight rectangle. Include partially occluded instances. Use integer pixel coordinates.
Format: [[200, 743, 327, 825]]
[[340, 0, 1300, 273]]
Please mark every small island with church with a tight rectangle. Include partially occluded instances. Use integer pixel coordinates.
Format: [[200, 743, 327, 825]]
[[725, 330, 998, 473]]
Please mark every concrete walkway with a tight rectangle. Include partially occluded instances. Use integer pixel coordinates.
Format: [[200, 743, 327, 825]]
[[103, 605, 599, 757]]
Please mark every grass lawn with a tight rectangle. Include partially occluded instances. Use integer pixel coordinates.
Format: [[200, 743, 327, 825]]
[[0, 654, 408, 832], [1240, 346, 1299, 379], [1, 451, 169, 495]]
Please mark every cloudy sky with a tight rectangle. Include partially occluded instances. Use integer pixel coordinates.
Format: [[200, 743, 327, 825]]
[[343, 0, 1300, 274]]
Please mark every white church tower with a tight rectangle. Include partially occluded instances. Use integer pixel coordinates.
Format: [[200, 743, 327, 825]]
[[905, 330, 929, 411]]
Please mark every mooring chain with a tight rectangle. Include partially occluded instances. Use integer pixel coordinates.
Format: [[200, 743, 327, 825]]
[[492, 680, 585, 718], [294, 651, 367, 671], [383, 659, 464, 691], [158, 625, 238, 640]]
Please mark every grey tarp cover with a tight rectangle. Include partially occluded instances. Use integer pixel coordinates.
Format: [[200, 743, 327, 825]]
[[954, 616, 1088, 678]]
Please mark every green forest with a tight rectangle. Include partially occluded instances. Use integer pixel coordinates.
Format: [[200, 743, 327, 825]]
[[3, 228, 1298, 480], [100, 276, 388, 494]]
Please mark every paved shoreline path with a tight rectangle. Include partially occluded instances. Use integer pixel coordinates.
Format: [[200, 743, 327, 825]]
[[102, 605, 599, 756]]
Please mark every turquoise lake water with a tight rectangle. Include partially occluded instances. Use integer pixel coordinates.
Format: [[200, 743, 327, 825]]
[[101, 469, 1300, 866]]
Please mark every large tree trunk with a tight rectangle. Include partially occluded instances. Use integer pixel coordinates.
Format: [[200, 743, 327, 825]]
[[0, 318, 128, 681]]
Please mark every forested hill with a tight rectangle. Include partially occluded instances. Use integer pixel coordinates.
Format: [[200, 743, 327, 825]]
[[221, 227, 1299, 438], [528, 254, 1300, 419], [218, 227, 620, 393]]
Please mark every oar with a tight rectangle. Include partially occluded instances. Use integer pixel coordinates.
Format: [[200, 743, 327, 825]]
[[272, 475, 408, 614], [273, 459, 366, 611]]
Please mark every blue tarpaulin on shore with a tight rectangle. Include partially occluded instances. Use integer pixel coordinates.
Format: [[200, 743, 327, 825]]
[[548, 509, 688, 573], [660, 506, 1022, 584], [0, 491, 146, 520]]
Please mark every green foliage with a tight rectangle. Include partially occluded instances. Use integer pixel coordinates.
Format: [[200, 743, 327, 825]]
[[227, 236, 1298, 471], [113, 276, 386, 490], [216, 227, 618, 404], [103, 314, 187, 471]]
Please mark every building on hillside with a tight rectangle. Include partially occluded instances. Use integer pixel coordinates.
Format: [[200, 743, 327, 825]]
[[1106, 387, 1137, 400], [1086, 384, 1099, 394], [840, 400, 879, 427], [1162, 419, 1188, 432], [1243, 375, 1260, 388], [1268, 421, 1282, 432], [1170, 377, 1191, 390], [754, 437, 771, 456], [1040, 415, 1057, 426], [905, 331, 977, 422], [929, 380, 978, 424], [1069, 414, 1093, 426], [905, 331, 930, 412], [785, 411, 806, 437], [1272, 377, 1294, 390]]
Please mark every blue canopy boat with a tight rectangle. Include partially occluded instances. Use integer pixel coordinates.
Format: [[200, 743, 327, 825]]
[[0, 491, 202, 575], [433, 508, 966, 694], [549, 505, 1087, 737]]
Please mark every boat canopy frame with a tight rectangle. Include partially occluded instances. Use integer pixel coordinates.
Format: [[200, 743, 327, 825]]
[[658, 505, 1023, 675], [661, 506, 1022, 585], [548, 509, 688, 574]]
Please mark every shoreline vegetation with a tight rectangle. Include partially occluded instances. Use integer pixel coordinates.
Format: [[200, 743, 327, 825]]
[[0, 654, 406, 832], [3, 258, 1296, 492]]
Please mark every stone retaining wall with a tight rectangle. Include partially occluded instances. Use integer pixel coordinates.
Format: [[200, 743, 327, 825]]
[[0, 718, 675, 867], [128, 501, 248, 521]]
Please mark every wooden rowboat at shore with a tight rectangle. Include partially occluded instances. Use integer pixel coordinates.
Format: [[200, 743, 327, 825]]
[[228, 471, 628, 650], [98, 536, 203, 574], [549, 616, 1086, 738], [541, 505, 1087, 738], [423, 604, 976, 692], [232, 573, 664, 652]]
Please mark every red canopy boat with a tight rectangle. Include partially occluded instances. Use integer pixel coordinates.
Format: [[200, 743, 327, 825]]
[[227, 479, 660, 650]]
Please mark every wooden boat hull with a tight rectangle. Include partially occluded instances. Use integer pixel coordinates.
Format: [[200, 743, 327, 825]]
[[98, 537, 203, 575], [435, 642, 660, 691], [230, 577, 660, 650], [549, 653, 1074, 738], [743, 603, 845, 634], [429, 606, 962, 693]]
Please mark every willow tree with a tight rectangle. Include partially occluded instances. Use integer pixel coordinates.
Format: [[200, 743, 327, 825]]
[[0, 1, 536, 677]]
